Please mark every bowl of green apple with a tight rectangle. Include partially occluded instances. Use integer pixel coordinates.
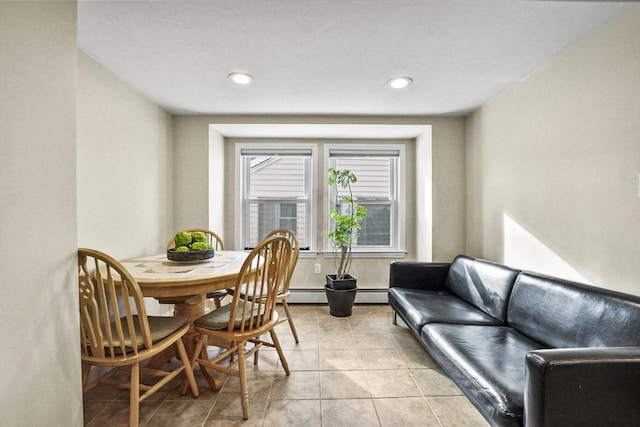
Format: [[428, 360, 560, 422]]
[[167, 231, 215, 262]]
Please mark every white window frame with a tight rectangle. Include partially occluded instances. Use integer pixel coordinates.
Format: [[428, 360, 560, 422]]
[[324, 143, 405, 256], [235, 143, 317, 252]]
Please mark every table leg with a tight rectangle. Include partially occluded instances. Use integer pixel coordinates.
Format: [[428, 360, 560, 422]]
[[159, 294, 225, 391], [199, 368, 221, 391], [171, 295, 206, 356]]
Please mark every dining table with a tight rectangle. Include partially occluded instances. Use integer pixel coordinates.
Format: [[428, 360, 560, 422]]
[[120, 249, 250, 390]]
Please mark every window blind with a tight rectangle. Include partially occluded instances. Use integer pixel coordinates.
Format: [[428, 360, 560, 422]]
[[329, 149, 399, 157]]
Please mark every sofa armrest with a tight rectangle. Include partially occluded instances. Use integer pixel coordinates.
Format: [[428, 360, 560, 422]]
[[388, 261, 450, 290], [524, 347, 640, 427]]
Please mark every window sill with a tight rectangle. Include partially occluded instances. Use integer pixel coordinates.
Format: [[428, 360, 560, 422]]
[[297, 250, 407, 259], [320, 250, 407, 259]]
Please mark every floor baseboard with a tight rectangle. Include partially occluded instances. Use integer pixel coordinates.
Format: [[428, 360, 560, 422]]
[[287, 288, 389, 304]]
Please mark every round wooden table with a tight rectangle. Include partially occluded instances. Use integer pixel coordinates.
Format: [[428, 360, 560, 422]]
[[121, 250, 248, 323], [120, 250, 249, 390]]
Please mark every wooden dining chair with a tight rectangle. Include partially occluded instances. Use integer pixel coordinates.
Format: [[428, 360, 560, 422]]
[[78, 248, 199, 427], [186, 235, 292, 420], [263, 228, 300, 342], [167, 228, 227, 308], [227, 228, 300, 342]]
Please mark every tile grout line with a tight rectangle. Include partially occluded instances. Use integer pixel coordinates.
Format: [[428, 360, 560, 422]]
[[83, 305, 488, 426]]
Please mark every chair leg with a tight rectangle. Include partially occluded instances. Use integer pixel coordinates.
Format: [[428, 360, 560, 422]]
[[198, 336, 222, 392], [175, 338, 199, 398], [237, 342, 249, 420], [392, 310, 397, 325], [229, 340, 236, 362], [129, 363, 140, 427], [270, 329, 290, 376], [214, 296, 222, 308], [182, 335, 206, 395], [282, 300, 299, 343]]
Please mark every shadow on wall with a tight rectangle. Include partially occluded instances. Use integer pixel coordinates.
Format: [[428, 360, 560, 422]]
[[503, 213, 591, 284]]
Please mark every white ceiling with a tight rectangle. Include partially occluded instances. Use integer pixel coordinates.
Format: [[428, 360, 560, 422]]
[[77, 1, 636, 117]]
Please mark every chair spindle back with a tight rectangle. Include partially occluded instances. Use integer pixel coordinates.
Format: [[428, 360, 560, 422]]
[[264, 228, 299, 294], [78, 248, 151, 360], [227, 236, 292, 333]]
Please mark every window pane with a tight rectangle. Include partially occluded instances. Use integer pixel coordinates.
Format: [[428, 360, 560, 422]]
[[357, 203, 391, 246], [242, 148, 312, 250], [279, 202, 298, 233], [257, 203, 276, 242], [248, 201, 307, 247], [330, 151, 399, 250], [334, 158, 391, 199], [248, 156, 307, 198], [280, 203, 297, 218]]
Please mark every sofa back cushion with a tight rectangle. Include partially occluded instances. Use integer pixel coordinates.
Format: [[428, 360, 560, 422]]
[[444, 255, 521, 323], [507, 272, 640, 348]]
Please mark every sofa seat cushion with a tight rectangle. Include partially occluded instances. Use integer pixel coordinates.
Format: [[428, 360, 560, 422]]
[[421, 324, 546, 426], [389, 288, 504, 335]]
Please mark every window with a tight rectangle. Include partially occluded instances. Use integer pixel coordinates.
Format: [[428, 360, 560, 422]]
[[237, 145, 315, 250], [236, 142, 404, 255], [326, 145, 404, 252]]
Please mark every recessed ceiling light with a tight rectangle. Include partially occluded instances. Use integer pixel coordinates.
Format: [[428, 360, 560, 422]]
[[228, 72, 254, 85], [387, 77, 413, 89]]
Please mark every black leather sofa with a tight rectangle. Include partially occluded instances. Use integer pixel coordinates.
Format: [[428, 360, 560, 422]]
[[388, 255, 640, 427]]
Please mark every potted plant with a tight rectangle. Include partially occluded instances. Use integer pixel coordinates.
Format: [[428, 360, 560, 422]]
[[325, 167, 367, 316]]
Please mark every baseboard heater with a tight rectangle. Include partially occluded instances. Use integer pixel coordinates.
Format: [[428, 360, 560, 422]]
[[287, 288, 389, 304]]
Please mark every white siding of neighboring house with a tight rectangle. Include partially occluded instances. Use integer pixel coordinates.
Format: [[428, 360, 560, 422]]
[[334, 158, 392, 199]]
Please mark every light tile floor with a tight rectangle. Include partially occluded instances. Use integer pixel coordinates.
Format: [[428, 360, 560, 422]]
[[83, 304, 489, 426]]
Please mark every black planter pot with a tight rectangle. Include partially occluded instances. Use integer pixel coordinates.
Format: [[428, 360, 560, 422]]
[[325, 274, 357, 290], [325, 274, 357, 317]]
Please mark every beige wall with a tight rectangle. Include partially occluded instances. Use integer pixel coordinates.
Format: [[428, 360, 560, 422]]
[[466, 6, 640, 295], [0, 1, 81, 425], [173, 116, 467, 292], [173, 116, 212, 232], [77, 52, 174, 258], [432, 117, 467, 262]]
